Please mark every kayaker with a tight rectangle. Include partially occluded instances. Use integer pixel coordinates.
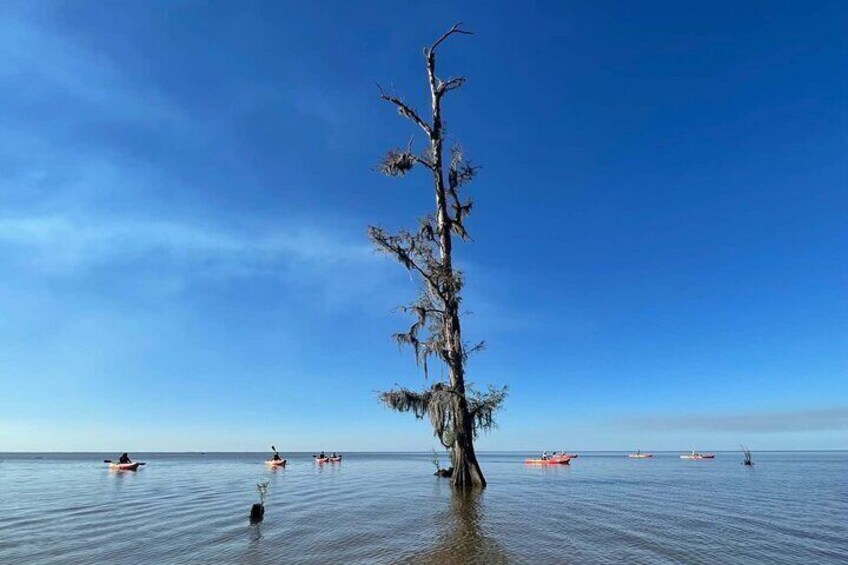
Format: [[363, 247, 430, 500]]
[[271, 451, 283, 461], [541, 451, 549, 461], [318, 451, 326, 459], [331, 452, 338, 458], [118, 453, 132, 464]]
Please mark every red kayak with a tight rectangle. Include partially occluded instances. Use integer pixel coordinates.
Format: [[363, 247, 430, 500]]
[[265, 459, 287, 467], [109, 462, 142, 471], [315, 457, 329, 464]]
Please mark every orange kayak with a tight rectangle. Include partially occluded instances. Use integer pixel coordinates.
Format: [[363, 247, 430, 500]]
[[109, 462, 141, 471]]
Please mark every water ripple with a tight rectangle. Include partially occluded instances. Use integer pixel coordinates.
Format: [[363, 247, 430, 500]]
[[0, 452, 846, 563]]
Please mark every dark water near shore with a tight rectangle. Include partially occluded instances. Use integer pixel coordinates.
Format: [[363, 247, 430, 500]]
[[0, 452, 846, 564]]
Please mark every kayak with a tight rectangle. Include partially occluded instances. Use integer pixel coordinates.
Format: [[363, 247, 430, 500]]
[[315, 457, 329, 464], [680, 453, 714, 460], [109, 462, 141, 471], [265, 459, 287, 467], [628, 453, 653, 459], [327, 457, 342, 463], [525, 457, 571, 465]]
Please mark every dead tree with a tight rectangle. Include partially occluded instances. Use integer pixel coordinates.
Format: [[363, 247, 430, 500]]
[[370, 24, 507, 489], [741, 445, 754, 466]]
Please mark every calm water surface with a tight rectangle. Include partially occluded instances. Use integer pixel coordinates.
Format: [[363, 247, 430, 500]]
[[0, 452, 846, 564]]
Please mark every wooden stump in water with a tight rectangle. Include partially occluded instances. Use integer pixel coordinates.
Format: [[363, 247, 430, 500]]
[[249, 503, 265, 524]]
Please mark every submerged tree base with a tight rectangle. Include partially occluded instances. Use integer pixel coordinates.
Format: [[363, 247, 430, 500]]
[[434, 467, 453, 478], [249, 503, 265, 524]]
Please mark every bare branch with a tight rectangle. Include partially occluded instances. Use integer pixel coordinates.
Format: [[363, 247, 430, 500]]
[[369, 226, 428, 276], [412, 155, 436, 170], [367, 226, 447, 301], [376, 83, 431, 135], [439, 76, 466, 95], [427, 23, 474, 56], [407, 136, 436, 170], [463, 340, 486, 362]]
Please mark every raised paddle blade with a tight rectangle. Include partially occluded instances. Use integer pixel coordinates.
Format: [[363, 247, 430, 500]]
[[271, 445, 277, 452], [103, 459, 112, 463]]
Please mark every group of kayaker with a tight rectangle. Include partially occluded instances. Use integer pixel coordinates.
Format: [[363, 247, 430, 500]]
[[266, 448, 344, 465], [108, 448, 343, 468], [540, 450, 571, 460]]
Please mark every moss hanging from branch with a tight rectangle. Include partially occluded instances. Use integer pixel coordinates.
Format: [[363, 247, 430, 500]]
[[380, 382, 507, 448]]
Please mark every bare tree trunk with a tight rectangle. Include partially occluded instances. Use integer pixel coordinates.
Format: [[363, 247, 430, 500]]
[[426, 33, 486, 489], [451, 399, 487, 488], [444, 307, 486, 487]]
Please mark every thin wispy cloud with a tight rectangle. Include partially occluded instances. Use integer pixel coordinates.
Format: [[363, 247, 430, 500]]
[[617, 407, 848, 433], [0, 8, 393, 305], [0, 215, 375, 278]]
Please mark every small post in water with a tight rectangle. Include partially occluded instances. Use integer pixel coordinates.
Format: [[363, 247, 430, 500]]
[[250, 480, 269, 523]]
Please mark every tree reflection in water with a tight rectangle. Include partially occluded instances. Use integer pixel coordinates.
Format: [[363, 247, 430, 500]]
[[406, 489, 510, 564]]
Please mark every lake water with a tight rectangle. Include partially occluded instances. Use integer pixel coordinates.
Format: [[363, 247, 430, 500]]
[[0, 452, 846, 564]]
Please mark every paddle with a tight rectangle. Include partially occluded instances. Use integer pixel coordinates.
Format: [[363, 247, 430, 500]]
[[103, 459, 145, 465]]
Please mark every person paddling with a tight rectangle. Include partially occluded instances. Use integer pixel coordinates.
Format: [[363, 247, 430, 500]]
[[118, 453, 132, 464], [271, 447, 283, 461]]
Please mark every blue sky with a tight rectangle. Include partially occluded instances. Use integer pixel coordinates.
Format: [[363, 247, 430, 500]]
[[1, 1, 845, 451]]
